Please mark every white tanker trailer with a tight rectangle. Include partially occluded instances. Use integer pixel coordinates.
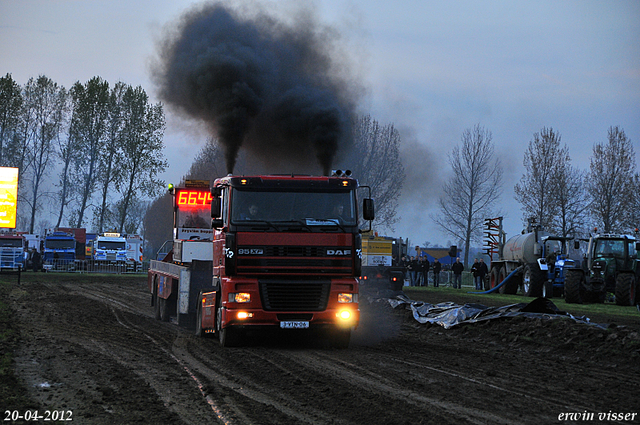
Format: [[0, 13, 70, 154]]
[[488, 221, 575, 298]]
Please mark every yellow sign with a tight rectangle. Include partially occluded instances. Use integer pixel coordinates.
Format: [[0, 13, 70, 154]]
[[362, 239, 393, 255], [0, 167, 18, 229]]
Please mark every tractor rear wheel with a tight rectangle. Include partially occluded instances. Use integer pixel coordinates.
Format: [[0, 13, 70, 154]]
[[523, 263, 544, 297], [564, 270, 585, 304], [615, 273, 636, 306]]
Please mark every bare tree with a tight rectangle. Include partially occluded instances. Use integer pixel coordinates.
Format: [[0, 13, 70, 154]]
[[116, 85, 166, 233], [69, 77, 110, 228], [588, 126, 636, 233], [21, 76, 68, 233], [514, 127, 569, 231], [338, 114, 405, 231], [54, 106, 75, 228], [432, 124, 503, 264], [186, 137, 226, 182], [95, 81, 126, 233], [0, 73, 23, 166], [554, 162, 589, 238]]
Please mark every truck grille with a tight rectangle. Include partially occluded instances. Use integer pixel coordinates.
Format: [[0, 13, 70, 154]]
[[236, 245, 353, 275], [260, 280, 330, 311]]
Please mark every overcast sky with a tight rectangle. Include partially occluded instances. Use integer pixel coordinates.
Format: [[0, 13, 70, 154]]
[[1, 0, 639, 247]]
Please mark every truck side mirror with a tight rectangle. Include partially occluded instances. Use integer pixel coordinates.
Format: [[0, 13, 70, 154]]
[[211, 197, 223, 228], [363, 198, 375, 221], [211, 197, 221, 219]]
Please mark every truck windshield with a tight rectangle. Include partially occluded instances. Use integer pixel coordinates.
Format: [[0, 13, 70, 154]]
[[231, 189, 357, 226], [97, 241, 126, 250], [0, 239, 22, 248], [45, 240, 74, 249], [177, 205, 211, 229]]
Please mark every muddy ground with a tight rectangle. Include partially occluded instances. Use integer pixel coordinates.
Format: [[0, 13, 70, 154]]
[[2, 273, 640, 424]]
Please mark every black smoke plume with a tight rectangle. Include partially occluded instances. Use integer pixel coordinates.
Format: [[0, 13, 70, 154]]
[[153, 2, 360, 175]]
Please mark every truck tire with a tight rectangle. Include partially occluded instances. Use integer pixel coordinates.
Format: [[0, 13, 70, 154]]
[[490, 267, 500, 289], [217, 308, 241, 347], [564, 270, 585, 304], [615, 273, 636, 306], [195, 297, 204, 337], [523, 263, 544, 297], [153, 279, 161, 320], [158, 295, 170, 322]]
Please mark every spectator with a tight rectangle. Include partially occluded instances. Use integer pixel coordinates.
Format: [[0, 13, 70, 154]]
[[451, 257, 464, 289], [409, 256, 419, 287], [432, 258, 441, 287], [31, 248, 41, 272], [477, 258, 489, 290], [471, 258, 480, 289], [421, 256, 430, 287]]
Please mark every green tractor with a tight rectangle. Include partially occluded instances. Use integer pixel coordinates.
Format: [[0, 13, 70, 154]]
[[565, 233, 640, 305]]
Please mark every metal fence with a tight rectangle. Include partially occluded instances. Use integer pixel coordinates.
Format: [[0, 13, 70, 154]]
[[405, 270, 475, 288], [36, 259, 150, 274]]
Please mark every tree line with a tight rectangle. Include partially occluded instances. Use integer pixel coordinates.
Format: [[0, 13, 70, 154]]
[[436, 124, 639, 264], [0, 73, 167, 235]]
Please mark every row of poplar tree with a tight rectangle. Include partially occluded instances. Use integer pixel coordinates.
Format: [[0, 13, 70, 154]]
[[0, 73, 167, 235]]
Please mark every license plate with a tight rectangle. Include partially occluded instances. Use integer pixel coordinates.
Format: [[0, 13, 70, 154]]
[[280, 321, 309, 329]]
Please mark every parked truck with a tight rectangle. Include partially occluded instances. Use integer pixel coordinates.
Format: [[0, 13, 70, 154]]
[[147, 173, 374, 347], [359, 232, 407, 296], [0, 232, 25, 270], [486, 218, 575, 297], [43, 231, 76, 271], [125, 234, 144, 271], [90, 232, 127, 267], [566, 232, 640, 305]]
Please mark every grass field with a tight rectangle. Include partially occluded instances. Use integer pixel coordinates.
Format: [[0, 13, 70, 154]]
[[404, 284, 640, 324]]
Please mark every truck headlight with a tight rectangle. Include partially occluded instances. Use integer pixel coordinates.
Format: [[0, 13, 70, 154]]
[[337, 309, 352, 320], [338, 293, 357, 303], [229, 293, 251, 303]]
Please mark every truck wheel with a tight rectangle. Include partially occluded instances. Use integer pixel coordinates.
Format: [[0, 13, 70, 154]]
[[615, 273, 636, 306], [523, 264, 543, 297], [490, 267, 501, 289], [542, 281, 553, 298], [158, 296, 170, 322], [564, 270, 585, 304], [217, 308, 241, 347], [195, 298, 204, 337], [153, 279, 161, 320]]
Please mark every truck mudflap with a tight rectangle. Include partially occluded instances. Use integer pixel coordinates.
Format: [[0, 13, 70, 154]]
[[200, 291, 217, 332]]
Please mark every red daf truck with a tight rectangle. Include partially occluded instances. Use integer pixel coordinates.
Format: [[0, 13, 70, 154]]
[[148, 173, 374, 347]]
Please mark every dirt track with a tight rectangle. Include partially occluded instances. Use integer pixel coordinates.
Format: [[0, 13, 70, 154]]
[[5, 274, 640, 424]]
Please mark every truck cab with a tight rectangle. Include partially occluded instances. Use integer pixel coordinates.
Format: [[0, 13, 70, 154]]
[[43, 231, 76, 271], [0, 233, 25, 270], [92, 233, 127, 266], [203, 173, 373, 347]]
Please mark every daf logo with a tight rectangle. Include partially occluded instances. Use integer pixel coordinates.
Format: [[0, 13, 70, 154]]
[[327, 249, 351, 256]]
